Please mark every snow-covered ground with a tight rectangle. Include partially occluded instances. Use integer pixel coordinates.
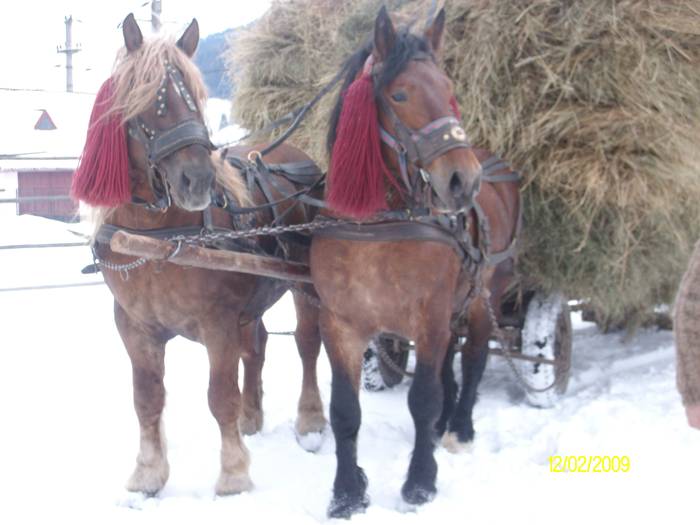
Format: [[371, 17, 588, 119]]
[[1, 215, 699, 525]]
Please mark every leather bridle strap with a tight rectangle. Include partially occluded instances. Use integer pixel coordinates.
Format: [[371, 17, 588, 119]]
[[376, 94, 471, 202], [147, 118, 212, 165]]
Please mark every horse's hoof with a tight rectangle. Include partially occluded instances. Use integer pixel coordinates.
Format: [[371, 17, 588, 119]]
[[126, 461, 169, 496], [401, 482, 436, 506], [295, 429, 325, 453], [441, 431, 474, 454], [295, 410, 327, 436], [327, 494, 370, 519], [215, 472, 253, 496], [239, 411, 263, 436]]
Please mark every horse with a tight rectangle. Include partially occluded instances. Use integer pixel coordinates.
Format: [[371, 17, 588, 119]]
[[309, 7, 520, 517], [72, 14, 326, 497]]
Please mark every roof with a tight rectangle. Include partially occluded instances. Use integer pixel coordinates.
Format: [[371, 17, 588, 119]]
[[0, 89, 95, 172]]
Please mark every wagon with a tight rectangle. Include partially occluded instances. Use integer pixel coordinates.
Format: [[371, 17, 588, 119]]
[[109, 229, 573, 409]]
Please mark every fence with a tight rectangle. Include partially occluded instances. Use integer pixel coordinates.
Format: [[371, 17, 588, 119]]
[[0, 193, 103, 293]]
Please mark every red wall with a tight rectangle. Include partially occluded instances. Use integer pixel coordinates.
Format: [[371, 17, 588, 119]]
[[17, 170, 78, 221]]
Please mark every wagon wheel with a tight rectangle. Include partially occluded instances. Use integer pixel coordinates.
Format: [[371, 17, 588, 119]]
[[362, 334, 411, 391], [517, 291, 572, 408]]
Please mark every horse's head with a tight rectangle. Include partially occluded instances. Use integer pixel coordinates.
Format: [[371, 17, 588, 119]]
[[72, 14, 216, 211], [372, 7, 481, 213], [119, 14, 215, 210]]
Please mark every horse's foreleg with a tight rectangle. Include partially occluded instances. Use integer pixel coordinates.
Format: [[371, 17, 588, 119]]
[[240, 319, 265, 436], [445, 263, 511, 452], [114, 303, 169, 496], [444, 302, 490, 452], [204, 327, 252, 495], [292, 288, 326, 449], [402, 324, 451, 506], [320, 307, 369, 519]]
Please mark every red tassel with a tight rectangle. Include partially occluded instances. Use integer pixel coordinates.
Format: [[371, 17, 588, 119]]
[[71, 78, 130, 207], [327, 73, 398, 219], [450, 96, 462, 120]]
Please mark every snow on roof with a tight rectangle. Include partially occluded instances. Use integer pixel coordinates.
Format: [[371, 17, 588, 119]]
[[0, 89, 95, 172]]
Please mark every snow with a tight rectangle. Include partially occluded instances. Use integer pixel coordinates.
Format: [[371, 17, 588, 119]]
[[1, 216, 699, 525]]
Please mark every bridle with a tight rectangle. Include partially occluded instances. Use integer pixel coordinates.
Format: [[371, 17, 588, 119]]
[[126, 60, 215, 209], [370, 53, 476, 211]]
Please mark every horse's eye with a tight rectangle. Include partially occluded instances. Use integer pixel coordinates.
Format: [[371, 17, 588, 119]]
[[391, 91, 407, 103]]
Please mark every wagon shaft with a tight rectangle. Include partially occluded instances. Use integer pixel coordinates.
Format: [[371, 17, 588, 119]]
[[489, 348, 556, 366], [110, 230, 313, 283]]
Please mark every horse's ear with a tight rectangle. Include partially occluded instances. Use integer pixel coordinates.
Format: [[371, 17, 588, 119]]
[[373, 6, 396, 61], [177, 19, 199, 58], [122, 13, 143, 53], [424, 7, 446, 58]]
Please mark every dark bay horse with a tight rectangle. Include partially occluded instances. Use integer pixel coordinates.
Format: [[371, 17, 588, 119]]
[[309, 7, 520, 517], [72, 14, 325, 496]]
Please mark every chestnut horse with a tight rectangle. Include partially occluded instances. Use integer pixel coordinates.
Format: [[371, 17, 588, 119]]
[[73, 14, 325, 496], [310, 7, 520, 517]]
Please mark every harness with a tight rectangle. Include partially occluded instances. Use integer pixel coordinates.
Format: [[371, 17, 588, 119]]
[[91, 155, 324, 269]]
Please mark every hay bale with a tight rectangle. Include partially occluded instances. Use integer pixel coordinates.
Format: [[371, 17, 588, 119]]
[[228, 0, 700, 328], [227, 0, 418, 160]]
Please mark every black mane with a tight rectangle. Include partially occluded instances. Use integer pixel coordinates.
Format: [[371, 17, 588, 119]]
[[326, 30, 434, 155]]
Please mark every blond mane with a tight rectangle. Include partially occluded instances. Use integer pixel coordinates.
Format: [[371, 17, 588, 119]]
[[111, 37, 208, 122]]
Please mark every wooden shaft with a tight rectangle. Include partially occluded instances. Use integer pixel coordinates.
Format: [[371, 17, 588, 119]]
[[110, 230, 313, 283]]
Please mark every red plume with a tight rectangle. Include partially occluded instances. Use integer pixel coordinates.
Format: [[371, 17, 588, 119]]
[[71, 78, 130, 207], [327, 69, 396, 219]]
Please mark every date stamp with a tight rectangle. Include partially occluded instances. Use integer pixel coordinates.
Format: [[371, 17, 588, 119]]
[[549, 455, 630, 473]]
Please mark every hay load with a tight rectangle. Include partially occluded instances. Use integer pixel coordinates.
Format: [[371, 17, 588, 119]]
[[229, 0, 700, 328]]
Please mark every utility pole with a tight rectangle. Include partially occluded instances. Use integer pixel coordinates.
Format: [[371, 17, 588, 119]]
[[151, 0, 162, 33], [57, 16, 81, 93]]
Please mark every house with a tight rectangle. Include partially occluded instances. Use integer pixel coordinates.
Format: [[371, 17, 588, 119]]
[[0, 89, 94, 222]]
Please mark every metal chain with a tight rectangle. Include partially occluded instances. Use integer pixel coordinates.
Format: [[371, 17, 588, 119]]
[[167, 218, 352, 245], [377, 342, 415, 378], [94, 218, 352, 281], [96, 256, 149, 281]]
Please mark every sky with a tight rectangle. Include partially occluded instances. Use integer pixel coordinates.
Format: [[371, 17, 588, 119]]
[[0, 0, 271, 94]]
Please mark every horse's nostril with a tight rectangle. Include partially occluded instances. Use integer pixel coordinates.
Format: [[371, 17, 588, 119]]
[[449, 172, 464, 196], [182, 172, 192, 190]]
